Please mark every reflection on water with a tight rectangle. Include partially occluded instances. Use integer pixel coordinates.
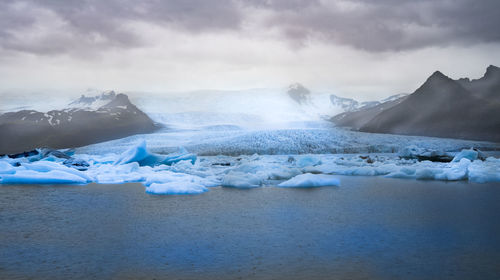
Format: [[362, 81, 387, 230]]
[[1, 177, 500, 279]]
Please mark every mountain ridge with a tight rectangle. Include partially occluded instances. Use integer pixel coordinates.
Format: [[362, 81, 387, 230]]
[[0, 92, 159, 154], [331, 65, 500, 142]]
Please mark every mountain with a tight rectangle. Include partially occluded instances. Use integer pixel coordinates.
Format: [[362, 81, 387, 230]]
[[329, 94, 361, 112], [287, 83, 311, 105], [0, 92, 159, 154], [287, 83, 389, 117], [456, 65, 500, 102], [351, 67, 500, 142], [69, 90, 118, 109], [330, 94, 407, 130]]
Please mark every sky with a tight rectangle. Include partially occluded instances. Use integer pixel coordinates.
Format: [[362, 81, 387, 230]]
[[1, 0, 500, 100]]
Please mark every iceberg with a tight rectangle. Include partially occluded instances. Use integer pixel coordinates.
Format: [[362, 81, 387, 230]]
[[452, 148, 479, 162], [468, 158, 500, 183], [22, 160, 92, 182], [0, 170, 88, 184], [146, 182, 208, 195], [1, 138, 499, 195], [278, 173, 340, 188], [0, 161, 16, 174], [114, 140, 196, 167], [296, 156, 322, 168], [221, 171, 262, 188]]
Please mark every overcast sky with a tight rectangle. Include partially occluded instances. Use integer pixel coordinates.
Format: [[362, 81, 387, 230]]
[[1, 0, 500, 100]]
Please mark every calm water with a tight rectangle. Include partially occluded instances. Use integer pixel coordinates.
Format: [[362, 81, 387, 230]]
[[1, 177, 500, 280]]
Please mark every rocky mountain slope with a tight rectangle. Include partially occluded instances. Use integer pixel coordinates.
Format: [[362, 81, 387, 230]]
[[0, 91, 159, 154], [332, 65, 500, 142], [330, 94, 407, 130]]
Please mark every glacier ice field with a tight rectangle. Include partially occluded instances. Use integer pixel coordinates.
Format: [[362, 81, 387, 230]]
[[1, 120, 500, 195]]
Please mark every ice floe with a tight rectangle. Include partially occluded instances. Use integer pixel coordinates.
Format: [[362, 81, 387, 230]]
[[0, 170, 88, 185], [1, 141, 499, 195], [146, 182, 208, 195], [278, 173, 340, 188]]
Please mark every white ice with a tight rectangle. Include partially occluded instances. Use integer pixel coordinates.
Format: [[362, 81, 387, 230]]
[[1, 141, 500, 195], [278, 173, 340, 188], [146, 182, 208, 195], [1, 170, 88, 184]]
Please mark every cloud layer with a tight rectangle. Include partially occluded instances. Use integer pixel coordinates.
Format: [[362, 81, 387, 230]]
[[1, 0, 500, 55], [0, 0, 499, 99]]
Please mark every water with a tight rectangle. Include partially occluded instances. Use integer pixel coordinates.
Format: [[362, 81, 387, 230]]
[[1, 177, 500, 279]]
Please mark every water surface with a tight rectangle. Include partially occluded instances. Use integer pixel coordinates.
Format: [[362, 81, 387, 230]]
[[1, 177, 500, 279]]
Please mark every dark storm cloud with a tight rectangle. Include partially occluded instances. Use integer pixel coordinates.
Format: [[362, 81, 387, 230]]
[[0, 0, 242, 55], [263, 0, 500, 51], [0, 0, 499, 55]]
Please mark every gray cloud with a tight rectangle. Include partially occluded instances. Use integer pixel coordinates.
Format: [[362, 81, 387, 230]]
[[0, 0, 242, 55], [0, 0, 499, 55], [259, 0, 500, 51]]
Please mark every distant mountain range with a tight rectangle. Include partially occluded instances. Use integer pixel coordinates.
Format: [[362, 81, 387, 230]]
[[286, 83, 407, 116], [0, 91, 158, 154], [332, 65, 500, 142]]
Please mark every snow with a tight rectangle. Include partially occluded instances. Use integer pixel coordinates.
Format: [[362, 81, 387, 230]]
[[278, 173, 340, 188]]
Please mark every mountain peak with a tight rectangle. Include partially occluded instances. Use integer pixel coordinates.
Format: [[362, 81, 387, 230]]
[[428, 70, 449, 81], [69, 90, 120, 109], [287, 83, 311, 104], [485, 65, 500, 77], [420, 71, 455, 88], [287, 83, 309, 92]]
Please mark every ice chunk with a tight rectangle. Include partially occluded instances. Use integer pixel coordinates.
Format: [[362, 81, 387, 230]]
[[439, 159, 470, 180], [452, 148, 478, 162], [156, 147, 197, 166], [115, 140, 196, 166], [398, 145, 452, 162], [0, 170, 88, 184], [62, 158, 90, 171], [114, 140, 150, 165], [146, 182, 208, 195], [266, 167, 302, 180], [278, 173, 340, 188], [221, 171, 262, 188], [143, 170, 219, 188], [297, 156, 322, 167], [398, 145, 423, 159], [0, 161, 16, 174], [22, 161, 92, 182], [468, 158, 500, 183]]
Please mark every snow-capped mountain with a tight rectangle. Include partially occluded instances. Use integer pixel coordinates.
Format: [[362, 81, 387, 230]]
[[286, 83, 408, 120], [328, 93, 408, 112], [330, 94, 408, 130], [0, 92, 158, 154], [68, 90, 118, 110], [331, 65, 500, 142], [328, 94, 360, 112]]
